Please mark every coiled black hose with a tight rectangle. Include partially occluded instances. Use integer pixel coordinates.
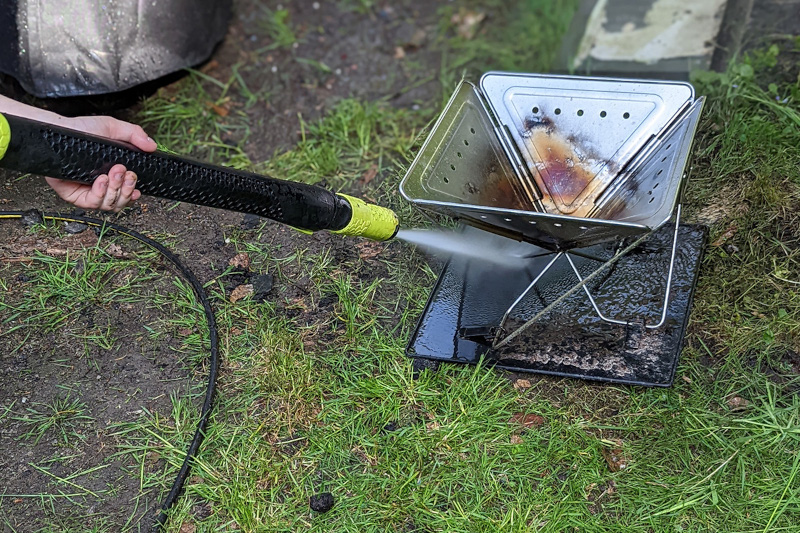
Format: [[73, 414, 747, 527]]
[[0, 210, 218, 532]]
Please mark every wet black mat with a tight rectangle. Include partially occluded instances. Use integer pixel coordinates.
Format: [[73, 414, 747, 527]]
[[407, 224, 707, 387]]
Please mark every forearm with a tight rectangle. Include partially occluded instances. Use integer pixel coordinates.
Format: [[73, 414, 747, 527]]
[[0, 94, 73, 126]]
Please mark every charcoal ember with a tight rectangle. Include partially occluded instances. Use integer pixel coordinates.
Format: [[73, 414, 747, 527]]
[[309, 492, 334, 513], [21, 209, 43, 227], [64, 221, 88, 234], [251, 273, 274, 302], [241, 214, 261, 230]]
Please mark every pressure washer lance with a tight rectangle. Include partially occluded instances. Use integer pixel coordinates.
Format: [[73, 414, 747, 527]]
[[0, 112, 399, 241]]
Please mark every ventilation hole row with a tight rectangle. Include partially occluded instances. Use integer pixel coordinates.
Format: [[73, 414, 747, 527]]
[[531, 106, 632, 119]]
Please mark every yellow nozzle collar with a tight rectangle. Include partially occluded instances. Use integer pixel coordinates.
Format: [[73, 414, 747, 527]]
[[0, 113, 10, 161], [332, 194, 399, 241]]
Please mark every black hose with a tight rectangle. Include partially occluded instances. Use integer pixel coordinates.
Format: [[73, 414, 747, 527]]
[[0, 210, 218, 532], [0, 113, 353, 232]]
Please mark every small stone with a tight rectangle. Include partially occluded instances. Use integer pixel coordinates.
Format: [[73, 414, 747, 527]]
[[726, 396, 749, 410], [64, 221, 88, 234], [312, 1, 320, 9], [408, 29, 427, 49], [310, 492, 334, 513], [377, 6, 396, 21], [21, 397, 27, 404]]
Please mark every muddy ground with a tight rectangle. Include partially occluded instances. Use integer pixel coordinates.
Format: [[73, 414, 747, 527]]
[[0, 0, 449, 529]]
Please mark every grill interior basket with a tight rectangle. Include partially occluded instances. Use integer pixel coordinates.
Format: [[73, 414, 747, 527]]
[[400, 72, 704, 251]]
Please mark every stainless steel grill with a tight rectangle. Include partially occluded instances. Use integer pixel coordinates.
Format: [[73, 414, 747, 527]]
[[400, 72, 706, 351], [400, 73, 704, 252]]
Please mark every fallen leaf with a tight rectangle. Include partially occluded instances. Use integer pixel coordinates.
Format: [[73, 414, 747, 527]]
[[711, 224, 737, 247], [179, 522, 197, 533], [200, 59, 220, 73], [230, 284, 254, 303], [451, 8, 486, 39], [178, 328, 193, 336], [360, 164, 378, 185], [513, 378, 532, 390], [45, 247, 68, 256], [208, 101, 230, 117], [106, 243, 128, 258], [682, 375, 692, 384], [356, 240, 384, 260], [601, 446, 629, 472], [393, 46, 406, 59], [510, 434, 524, 445], [229, 252, 251, 269], [509, 412, 545, 429], [726, 396, 749, 410], [230, 327, 242, 336]]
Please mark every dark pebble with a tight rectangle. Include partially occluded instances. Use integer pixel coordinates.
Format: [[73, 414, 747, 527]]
[[64, 221, 88, 234], [383, 421, 399, 433], [309, 492, 334, 513]]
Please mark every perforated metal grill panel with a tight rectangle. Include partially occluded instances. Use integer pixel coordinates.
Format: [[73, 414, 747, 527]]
[[400, 83, 536, 211], [594, 99, 705, 226], [479, 73, 695, 217]]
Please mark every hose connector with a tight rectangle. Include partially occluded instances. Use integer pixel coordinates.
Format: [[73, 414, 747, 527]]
[[332, 194, 399, 241], [0, 113, 10, 160]]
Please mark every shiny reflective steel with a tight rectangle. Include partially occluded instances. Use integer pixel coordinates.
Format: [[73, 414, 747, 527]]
[[480, 72, 696, 218]]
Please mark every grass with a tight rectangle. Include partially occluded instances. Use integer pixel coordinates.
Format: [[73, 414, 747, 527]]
[[137, 68, 256, 169], [4, 3, 800, 533], [127, 44, 797, 531], [258, 99, 424, 190], [14, 396, 92, 446]]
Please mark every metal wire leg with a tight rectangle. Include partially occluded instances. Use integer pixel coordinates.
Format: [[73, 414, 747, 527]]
[[495, 252, 563, 338], [564, 205, 683, 329]]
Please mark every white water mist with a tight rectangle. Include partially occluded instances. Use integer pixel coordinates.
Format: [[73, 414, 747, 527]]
[[396, 228, 537, 267]]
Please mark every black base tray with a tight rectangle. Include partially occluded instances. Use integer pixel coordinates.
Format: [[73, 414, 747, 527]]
[[407, 224, 707, 387]]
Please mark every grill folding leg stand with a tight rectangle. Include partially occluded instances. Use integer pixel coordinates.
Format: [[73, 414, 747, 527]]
[[494, 205, 682, 351]]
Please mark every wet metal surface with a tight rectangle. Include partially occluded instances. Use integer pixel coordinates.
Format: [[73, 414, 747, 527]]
[[407, 224, 707, 386]]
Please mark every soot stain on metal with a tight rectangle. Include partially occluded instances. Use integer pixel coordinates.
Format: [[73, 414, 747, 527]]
[[407, 224, 707, 386], [471, 148, 531, 210], [521, 114, 619, 216]]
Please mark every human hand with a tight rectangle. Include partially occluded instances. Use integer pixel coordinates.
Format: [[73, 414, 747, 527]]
[[44, 115, 157, 213]]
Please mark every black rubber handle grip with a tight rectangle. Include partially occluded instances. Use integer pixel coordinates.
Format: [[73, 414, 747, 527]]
[[0, 113, 352, 232]]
